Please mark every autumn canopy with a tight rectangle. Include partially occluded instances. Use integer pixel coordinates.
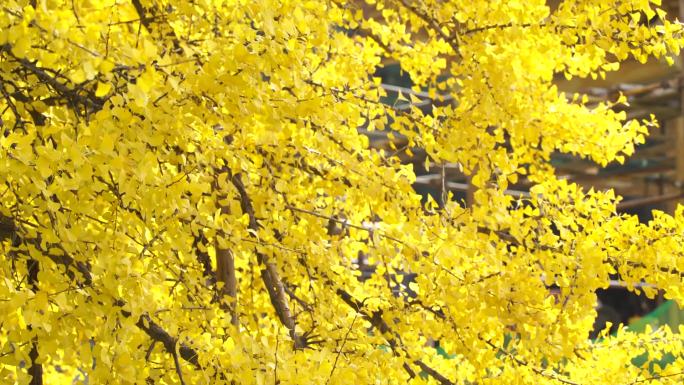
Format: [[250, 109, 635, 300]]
[[2, 0, 684, 384]]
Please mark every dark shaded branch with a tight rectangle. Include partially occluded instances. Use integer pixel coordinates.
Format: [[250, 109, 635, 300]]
[[130, 0, 185, 56], [0, 214, 16, 240], [172, 346, 186, 385], [413, 361, 453, 385], [0, 74, 25, 129], [130, 0, 155, 30], [336, 289, 455, 384], [192, 232, 215, 283], [0, 214, 203, 370], [0, 212, 92, 285], [26, 258, 42, 385], [133, 314, 201, 370], [11, 54, 104, 112]]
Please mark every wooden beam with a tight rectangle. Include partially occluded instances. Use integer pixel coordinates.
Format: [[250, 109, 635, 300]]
[[618, 191, 684, 210], [668, 0, 684, 213]]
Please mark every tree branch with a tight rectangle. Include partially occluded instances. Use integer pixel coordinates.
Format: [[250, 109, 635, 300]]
[[229, 172, 305, 348], [130, 0, 155, 31], [483, 339, 580, 385], [192, 232, 215, 284], [0, 214, 204, 370], [10, 53, 104, 112], [172, 345, 186, 385], [26, 258, 42, 385], [336, 288, 455, 384], [213, 171, 239, 326], [395, 0, 460, 56], [132, 313, 201, 369], [215, 240, 238, 326], [284, 205, 407, 246], [129, 0, 185, 56]]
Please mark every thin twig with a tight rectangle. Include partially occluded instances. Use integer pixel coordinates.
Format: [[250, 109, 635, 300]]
[[326, 311, 359, 385], [622, 372, 684, 385], [274, 333, 279, 385], [284, 205, 408, 246], [483, 339, 580, 385]]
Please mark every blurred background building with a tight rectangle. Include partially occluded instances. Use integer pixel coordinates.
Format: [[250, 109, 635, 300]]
[[358, 0, 684, 337]]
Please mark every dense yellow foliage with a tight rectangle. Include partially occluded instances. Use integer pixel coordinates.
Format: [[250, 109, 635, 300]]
[[2, 0, 684, 384]]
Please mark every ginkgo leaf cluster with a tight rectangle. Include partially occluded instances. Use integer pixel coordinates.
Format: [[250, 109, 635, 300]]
[[2, 1, 684, 385]]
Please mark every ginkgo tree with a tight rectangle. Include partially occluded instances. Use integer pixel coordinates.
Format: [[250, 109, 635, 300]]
[[2, 0, 684, 384]]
